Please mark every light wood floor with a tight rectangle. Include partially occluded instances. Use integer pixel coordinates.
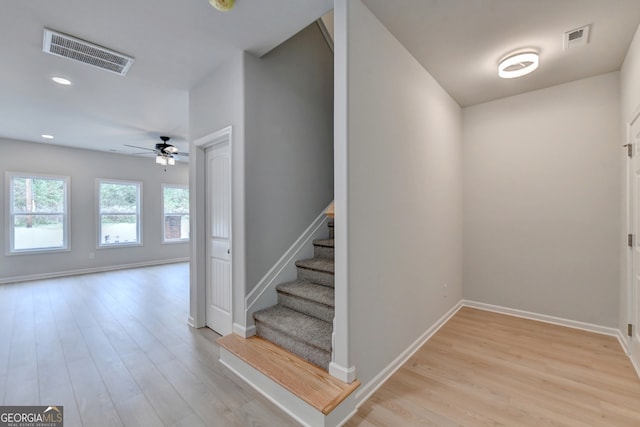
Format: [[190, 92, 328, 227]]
[[0, 263, 299, 427], [5, 268, 640, 427], [347, 307, 640, 427]]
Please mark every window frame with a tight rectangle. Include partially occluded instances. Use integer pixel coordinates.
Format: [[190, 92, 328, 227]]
[[6, 171, 70, 255], [96, 178, 143, 248], [161, 184, 190, 243]]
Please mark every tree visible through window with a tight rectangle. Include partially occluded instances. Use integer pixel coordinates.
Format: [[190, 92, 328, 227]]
[[163, 185, 189, 242], [98, 180, 141, 246], [8, 173, 69, 253]]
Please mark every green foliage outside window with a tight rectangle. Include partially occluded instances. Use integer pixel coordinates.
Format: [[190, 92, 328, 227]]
[[12, 177, 65, 227]]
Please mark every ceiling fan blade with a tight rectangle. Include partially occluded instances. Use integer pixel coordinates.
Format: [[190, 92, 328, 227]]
[[124, 144, 155, 152], [176, 151, 189, 157]]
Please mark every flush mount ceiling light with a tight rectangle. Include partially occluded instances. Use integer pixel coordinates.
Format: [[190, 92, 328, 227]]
[[209, 0, 234, 11], [52, 76, 72, 86], [41, 134, 54, 139], [498, 51, 539, 79]]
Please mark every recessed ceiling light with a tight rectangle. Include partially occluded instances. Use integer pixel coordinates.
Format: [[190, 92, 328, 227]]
[[498, 51, 539, 79], [41, 134, 54, 139], [52, 76, 72, 86]]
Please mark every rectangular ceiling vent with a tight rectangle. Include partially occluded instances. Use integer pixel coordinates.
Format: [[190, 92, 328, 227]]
[[563, 25, 591, 51], [42, 29, 134, 76]]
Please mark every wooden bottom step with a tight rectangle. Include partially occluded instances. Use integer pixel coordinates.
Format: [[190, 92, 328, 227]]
[[217, 334, 360, 415]]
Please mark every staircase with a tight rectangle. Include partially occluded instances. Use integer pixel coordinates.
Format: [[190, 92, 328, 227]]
[[253, 220, 334, 370]]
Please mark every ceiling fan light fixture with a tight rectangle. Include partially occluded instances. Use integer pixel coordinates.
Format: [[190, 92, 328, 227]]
[[156, 155, 167, 166], [498, 51, 539, 79], [209, 0, 234, 11], [168, 157, 176, 166]]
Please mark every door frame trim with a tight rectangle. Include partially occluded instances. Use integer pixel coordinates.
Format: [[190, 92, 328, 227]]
[[626, 105, 640, 367], [189, 126, 245, 330]]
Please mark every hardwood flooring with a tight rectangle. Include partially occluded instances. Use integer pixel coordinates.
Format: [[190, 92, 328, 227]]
[[218, 334, 360, 415], [347, 307, 640, 427], [0, 263, 299, 427], [4, 267, 640, 427]]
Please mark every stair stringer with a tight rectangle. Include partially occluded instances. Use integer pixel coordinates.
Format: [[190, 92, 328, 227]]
[[239, 206, 331, 338], [219, 346, 358, 427]]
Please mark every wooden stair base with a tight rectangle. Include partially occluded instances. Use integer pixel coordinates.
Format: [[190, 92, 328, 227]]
[[217, 334, 359, 415]]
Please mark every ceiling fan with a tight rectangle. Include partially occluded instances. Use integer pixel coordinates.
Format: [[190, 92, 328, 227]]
[[124, 136, 188, 166]]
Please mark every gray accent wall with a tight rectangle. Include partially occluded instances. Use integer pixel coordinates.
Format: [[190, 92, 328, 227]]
[[188, 23, 333, 325], [0, 138, 189, 282], [463, 72, 621, 327], [244, 23, 334, 291], [620, 24, 640, 333], [341, 0, 463, 387]]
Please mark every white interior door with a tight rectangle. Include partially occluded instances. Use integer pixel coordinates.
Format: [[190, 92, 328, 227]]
[[630, 112, 640, 368], [206, 142, 232, 336]]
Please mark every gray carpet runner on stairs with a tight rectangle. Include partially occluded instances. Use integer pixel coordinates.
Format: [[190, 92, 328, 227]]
[[253, 220, 334, 370]]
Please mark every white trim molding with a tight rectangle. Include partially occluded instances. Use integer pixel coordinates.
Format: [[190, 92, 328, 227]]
[[0, 258, 189, 285], [189, 125, 242, 331], [329, 362, 356, 385], [463, 300, 621, 337], [355, 300, 464, 406], [631, 346, 640, 380], [233, 322, 256, 338]]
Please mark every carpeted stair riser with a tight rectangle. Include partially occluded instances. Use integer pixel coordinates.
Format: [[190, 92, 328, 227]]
[[255, 322, 331, 369], [297, 267, 334, 288], [313, 240, 334, 260], [278, 292, 334, 323]]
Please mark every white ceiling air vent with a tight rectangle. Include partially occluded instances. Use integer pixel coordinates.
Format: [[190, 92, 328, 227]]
[[42, 29, 134, 76], [563, 25, 590, 51]]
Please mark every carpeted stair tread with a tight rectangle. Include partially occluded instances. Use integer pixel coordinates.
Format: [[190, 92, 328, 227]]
[[253, 305, 332, 352], [296, 258, 334, 274], [313, 239, 334, 248], [277, 281, 335, 307]]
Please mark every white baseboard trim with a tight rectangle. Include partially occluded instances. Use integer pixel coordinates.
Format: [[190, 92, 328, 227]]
[[329, 362, 356, 384], [244, 205, 331, 328], [233, 322, 256, 338], [617, 330, 629, 355], [355, 300, 464, 405], [0, 258, 190, 285], [631, 350, 640, 380], [462, 300, 620, 337]]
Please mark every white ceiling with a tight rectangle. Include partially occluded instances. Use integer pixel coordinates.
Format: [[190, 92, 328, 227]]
[[2, 0, 640, 156], [363, 0, 640, 107], [0, 0, 332, 156]]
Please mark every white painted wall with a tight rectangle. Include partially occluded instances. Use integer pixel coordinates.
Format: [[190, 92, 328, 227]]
[[339, 0, 463, 388], [463, 72, 621, 327], [620, 24, 640, 339], [188, 52, 246, 327], [0, 138, 189, 283], [188, 23, 333, 327], [244, 23, 334, 291]]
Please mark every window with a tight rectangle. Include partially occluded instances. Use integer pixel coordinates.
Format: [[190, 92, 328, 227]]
[[98, 179, 141, 247], [7, 172, 69, 254], [162, 184, 189, 242]]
